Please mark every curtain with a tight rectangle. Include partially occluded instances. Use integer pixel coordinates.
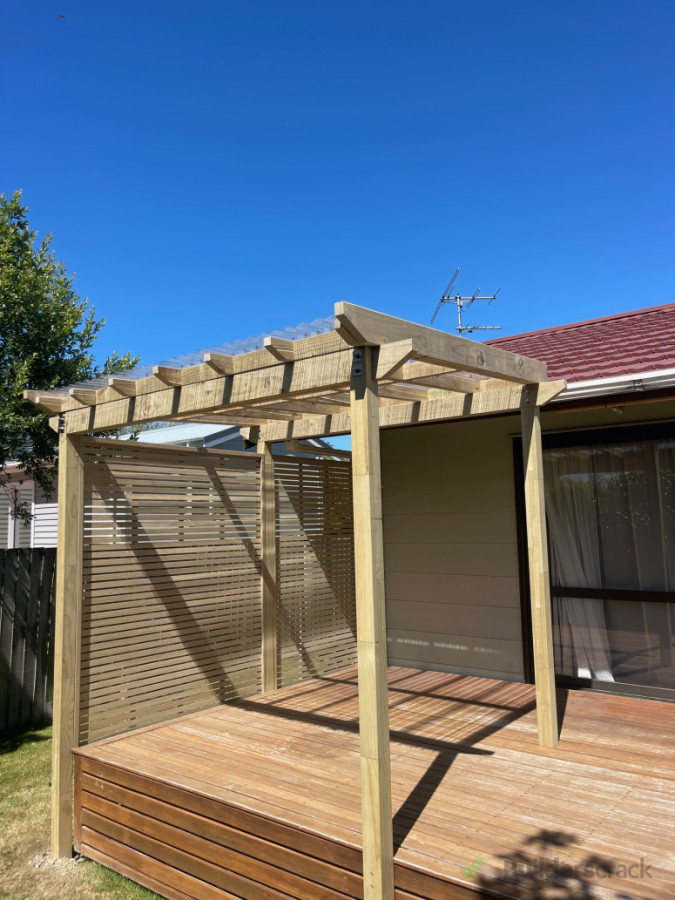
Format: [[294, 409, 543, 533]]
[[543, 438, 675, 686]]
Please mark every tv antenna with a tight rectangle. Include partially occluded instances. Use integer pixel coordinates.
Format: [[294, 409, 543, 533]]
[[431, 267, 502, 337]]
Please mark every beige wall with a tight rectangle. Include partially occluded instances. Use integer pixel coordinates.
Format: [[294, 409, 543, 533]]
[[381, 396, 675, 682]]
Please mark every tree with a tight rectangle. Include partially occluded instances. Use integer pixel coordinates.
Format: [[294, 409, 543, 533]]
[[0, 190, 140, 519]]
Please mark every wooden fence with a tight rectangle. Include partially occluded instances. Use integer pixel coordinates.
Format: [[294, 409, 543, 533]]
[[0, 548, 57, 732]]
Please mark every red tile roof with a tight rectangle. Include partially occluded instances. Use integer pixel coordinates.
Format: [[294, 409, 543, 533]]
[[485, 303, 675, 383]]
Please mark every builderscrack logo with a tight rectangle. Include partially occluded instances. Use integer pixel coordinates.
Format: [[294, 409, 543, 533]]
[[458, 855, 654, 883]]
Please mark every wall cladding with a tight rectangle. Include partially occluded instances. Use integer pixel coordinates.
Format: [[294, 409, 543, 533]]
[[381, 416, 525, 682]]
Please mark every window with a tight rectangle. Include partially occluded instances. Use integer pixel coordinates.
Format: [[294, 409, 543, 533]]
[[541, 426, 675, 696]]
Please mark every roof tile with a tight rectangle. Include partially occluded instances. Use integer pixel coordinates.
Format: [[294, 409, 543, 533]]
[[485, 303, 675, 382]]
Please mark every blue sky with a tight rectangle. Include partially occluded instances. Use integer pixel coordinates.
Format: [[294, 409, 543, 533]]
[[2, 1, 674, 369]]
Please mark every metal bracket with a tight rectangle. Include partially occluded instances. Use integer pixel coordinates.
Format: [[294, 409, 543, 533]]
[[351, 348, 363, 377]]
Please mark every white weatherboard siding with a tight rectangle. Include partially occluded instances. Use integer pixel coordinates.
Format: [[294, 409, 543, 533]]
[[0, 482, 58, 548], [381, 415, 524, 682], [14, 487, 33, 548], [0, 492, 9, 549], [32, 484, 58, 547], [0, 485, 33, 549]]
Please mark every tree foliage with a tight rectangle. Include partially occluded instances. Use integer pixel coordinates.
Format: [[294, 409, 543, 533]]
[[0, 190, 139, 511]]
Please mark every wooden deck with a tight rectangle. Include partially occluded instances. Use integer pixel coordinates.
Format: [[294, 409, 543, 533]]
[[74, 667, 675, 900]]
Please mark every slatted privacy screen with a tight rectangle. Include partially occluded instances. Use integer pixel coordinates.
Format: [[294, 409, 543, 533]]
[[80, 439, 262, 743], [274, 456, 357, 687]]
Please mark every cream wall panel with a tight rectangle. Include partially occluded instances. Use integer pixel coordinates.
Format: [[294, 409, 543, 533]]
[[382, 479, 514, 516], [387, 628, 524, 682], [381, 415, 524, 680], [385, 572, 521, 609], [383, 511, 516, 544], [384, 541, 519, 578], [387, 599, 522, 640]]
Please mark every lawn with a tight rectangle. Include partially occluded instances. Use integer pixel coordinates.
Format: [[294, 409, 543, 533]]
[[0, 726, 160, 900]]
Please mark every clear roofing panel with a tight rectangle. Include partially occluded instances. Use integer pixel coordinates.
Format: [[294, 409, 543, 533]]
[[49, 315, 334, 398]]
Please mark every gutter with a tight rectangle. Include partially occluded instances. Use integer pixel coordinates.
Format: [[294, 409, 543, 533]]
[[552, 367, 675, 403]]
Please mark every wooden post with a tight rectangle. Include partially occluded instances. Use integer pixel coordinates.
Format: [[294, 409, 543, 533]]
[[350, 346, 395, 900], [51, 433, 84, 858], [521, 403, 559, 748], [258, 438, 278, 693]]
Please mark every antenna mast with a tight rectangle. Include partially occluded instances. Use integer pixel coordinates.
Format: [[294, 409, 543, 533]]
[[431, 268, 502, 337]]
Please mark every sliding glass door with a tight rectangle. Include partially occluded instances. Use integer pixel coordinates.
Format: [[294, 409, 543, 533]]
[[541, 425, 675, 699]]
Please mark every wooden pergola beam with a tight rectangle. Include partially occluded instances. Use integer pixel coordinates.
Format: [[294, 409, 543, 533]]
[[336, 303, 548, 383], [50, 350, 356, 434], [171, 407, 300, 424], [22, 390, 68, 413], [387, 362, 480, 394], [203, 352, 235, 376], [171, 413, 282, 426], [254, 380, 567, 442], [377, 383, 430, 402], [244, 397, 352, 416], [108, 377, 138, 397], [350, 347, 394, 899], [277, 330, 351, 360], [69, 388, 98, 406], [374, 339, 416, 379], [153, 365, 183, 386], [263, 336, 295, 362]]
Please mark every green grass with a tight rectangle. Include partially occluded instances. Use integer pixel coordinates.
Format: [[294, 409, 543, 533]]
[[0, 726, 160, 900]]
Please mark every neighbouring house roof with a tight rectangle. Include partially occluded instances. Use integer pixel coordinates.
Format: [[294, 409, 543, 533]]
[[119, 422, 334, 454], [120, 423, 239, 445], [487, 303, 675, 383]]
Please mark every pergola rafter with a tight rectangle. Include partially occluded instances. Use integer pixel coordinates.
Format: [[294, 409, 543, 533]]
[[26, 302, 565, 900]]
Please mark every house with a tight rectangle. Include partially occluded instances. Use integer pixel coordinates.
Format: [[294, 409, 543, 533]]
[[24, 301, 675, 900], [0, 462, 57, 548], [382, 302, 675, 702], [0, 423, 335, 548]]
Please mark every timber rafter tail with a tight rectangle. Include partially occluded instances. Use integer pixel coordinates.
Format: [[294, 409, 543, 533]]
[[23, 302, 561, 436]]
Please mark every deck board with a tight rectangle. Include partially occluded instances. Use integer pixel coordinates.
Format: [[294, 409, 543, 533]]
[[75, 666, 675, 900]]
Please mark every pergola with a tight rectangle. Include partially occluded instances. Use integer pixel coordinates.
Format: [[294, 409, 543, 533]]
[[27, 302, 565, 900]]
